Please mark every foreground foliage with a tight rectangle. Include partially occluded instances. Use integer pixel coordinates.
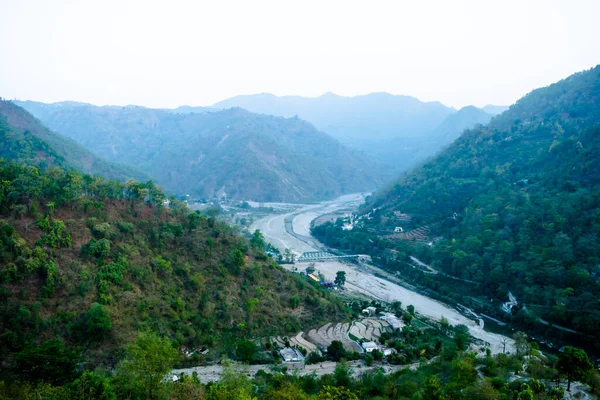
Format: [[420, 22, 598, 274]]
[[0, 160, 347, 379], [15, 102, 390, 202], [2, 331, 598, 399]]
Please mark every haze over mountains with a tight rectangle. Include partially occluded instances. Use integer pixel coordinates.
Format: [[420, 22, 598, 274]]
[[314, 65, 600, 338], [212, 92, 502, 169], [17, 92, 505, 196], [16, 101, 390, 202], [4, 61, 600, 400]]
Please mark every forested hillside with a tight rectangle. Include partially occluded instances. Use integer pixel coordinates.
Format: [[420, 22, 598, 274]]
[[0, 160, 347, 382], [0, 100, 146, 181], [214, 92, 455, 143], [213, 94, 498, 170], [313, 66, 600, 341], [16, 102, 389, 202]]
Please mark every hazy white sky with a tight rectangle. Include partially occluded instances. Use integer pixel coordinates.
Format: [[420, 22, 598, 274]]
[[1, 0, 599, 109]]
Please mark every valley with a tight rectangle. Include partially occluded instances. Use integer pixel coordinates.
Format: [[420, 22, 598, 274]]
[[249, 194, 515, 355], [1, 11, 599, 395]]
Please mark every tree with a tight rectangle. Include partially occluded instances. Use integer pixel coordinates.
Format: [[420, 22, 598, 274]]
[[407, 304, 415, 315], [236, 340, 257, 363], [69, 371, 116, 400], [283, 248, 294, 263], [306, 263, 316, 275], [420, 376, 443, 400], [334, 271, 346, 287], [513, 331, 529, 356], [333, 359, 352, 387], [15, 339, 81, 384], [454, 324, 469, 351], [500, 336, 509, 354], [317, 386, 358, 400], [83, 303, 112, 341], [250, 230, 265, 249], [207, 362, 256, 400], [113, 331, 178, 399], [516, 383, 534, 400], [440, 316, 450, 335], [290, 295, 301, 309], [230, 249, 245, 274], [327, 340, 346, 361], [546, 387, 565, 399], [557, 346, 593, 391], [265, 381, 308, 400], [169, 375, 206, 400]]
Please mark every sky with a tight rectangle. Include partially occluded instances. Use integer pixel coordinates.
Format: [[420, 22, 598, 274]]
[[1, 0, 599, 109]]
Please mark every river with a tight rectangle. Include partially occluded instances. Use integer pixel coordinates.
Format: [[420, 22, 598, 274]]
[[250, 193, 515, 355]]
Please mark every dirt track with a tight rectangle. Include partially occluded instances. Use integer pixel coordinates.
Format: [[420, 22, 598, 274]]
[[172, 360, 414, 384]]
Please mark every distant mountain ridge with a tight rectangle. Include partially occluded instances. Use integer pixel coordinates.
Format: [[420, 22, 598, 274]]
[[430, 105, 494, 142], [212, 92, 499, 171], [367, 105, 494, 172], [214, 92, 455, 143], [314, 65, 600, 338], [16, 101, 390, 202], [482, 104, 509, 115]]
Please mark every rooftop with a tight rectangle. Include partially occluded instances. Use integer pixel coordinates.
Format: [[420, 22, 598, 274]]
[[280, 347, 305, 363], [362, 341, 379, 352]]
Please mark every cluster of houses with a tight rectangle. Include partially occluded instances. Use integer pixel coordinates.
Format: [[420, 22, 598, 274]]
[[277, 309, 405, 368], [361, 341, 396, 357]]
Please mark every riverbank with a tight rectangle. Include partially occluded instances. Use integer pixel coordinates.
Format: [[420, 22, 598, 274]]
[[250, 193, 515, 355]]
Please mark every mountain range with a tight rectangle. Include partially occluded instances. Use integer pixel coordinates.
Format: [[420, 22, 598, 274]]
[[313, 65, 600, 339], [211, 92, 501, 169], [15, 101, 390, 202]]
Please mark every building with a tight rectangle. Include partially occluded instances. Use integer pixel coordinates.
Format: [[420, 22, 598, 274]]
[[362, 341, 379, 353], [380, 312, 403, 330], [382, 347, 397, 357], [279, 347, 305, 369], [362, 307, 377, 316], [308, 273, 320, 283]]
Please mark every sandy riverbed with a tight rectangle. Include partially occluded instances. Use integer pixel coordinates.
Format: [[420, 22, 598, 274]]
[[250, 193, 515, 355], [172, 360, 416, 384]]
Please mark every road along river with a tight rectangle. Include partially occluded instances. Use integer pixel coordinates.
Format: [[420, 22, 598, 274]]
[[250, 194, 514, 355]]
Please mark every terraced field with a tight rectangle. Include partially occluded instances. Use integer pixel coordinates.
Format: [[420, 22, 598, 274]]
[[386, 225, 431, 242], [348, 318, 390, 341], [262, 318, 390, 355]]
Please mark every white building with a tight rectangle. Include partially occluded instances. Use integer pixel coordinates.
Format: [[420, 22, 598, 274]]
[[280, 347, 305, 363], [380, 312, 403, 330], [362, 341, 379, 353], [362, 306, 377, 316]]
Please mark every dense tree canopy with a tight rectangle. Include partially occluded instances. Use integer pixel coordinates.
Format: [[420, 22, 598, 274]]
[[313, 66, 600, 342]]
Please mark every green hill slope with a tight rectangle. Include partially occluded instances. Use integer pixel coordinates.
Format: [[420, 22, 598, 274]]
[[0, 100, 147, 181], [213, 92, 455, 143], [15, 102, 389, 202], [313, 66, 600, 338], [0, 161, 347, 378]]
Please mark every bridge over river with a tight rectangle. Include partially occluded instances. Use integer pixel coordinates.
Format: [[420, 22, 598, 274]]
[[297, 251, 361, 262], [249, 193, 514, 354]]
